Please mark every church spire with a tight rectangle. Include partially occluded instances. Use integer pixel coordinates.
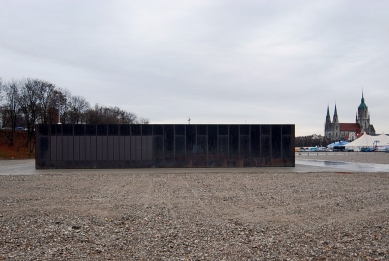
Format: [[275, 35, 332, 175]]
[[361, 90, 365, 103], [333, 104, 339, 123], [326, 105, 331, 124]]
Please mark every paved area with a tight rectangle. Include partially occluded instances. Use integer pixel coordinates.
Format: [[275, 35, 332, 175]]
[[0, 155, 389, 175]]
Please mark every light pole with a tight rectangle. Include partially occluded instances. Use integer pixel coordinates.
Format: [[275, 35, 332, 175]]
[[373, 140, 379, 151]]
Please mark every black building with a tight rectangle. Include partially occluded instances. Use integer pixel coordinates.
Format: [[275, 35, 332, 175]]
[[35, 124, 295, 169]]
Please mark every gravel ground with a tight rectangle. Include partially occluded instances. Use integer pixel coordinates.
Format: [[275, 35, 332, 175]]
[[1, 157, 389, 260]]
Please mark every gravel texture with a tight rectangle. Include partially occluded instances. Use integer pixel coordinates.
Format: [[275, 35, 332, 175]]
[[1, 157, 389, 260]]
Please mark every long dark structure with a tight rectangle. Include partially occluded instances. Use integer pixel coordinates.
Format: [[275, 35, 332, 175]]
[[35, 124, 295, 169]]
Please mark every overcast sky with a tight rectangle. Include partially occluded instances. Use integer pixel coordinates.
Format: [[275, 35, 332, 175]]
[[1, 0, 388, 136]]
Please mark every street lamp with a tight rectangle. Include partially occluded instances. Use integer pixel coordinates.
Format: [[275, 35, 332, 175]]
[[373, 140, 379, 151]]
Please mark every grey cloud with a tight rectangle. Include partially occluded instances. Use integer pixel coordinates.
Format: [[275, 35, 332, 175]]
[[0, 0, 388, 135]]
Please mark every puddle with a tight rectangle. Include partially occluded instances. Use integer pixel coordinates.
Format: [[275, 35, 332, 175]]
[[296, 159, 389, 172]]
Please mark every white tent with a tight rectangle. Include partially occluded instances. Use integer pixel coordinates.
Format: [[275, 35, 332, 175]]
[[345, 132, 389, 151]]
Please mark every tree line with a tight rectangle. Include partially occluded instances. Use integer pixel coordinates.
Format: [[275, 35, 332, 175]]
[[295, 135, 331, 148], [0, 78, 149, 151]]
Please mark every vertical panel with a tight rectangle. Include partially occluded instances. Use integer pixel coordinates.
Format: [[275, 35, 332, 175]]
[[108, 124, 119, 135], [85, 136, 91, 161], [208, 125, 217, 157], [250, 125, 261, 157], [261, 125, 270, 135], [282, 125, 292, 160], [51, 124, 62, 135], [153, 125, 163, 135], [125, 136, 131, 160], [50, 136, 57, 161], [119, 136, 125, 161], [196, 135, 207, 156], [271, 125, 282, 158], [57, 137, 63, 161], [146, 136, 153, 160], [282, 125, 292, 136], [74, 125, 85, 136], [90, 136, 97, 161], [141, 136, 152, 160], [229, 125, 239, 157], [240, 125, 249, 135], [120, 124, 131, 136], [102, 136, 108, 160], [86, 124, 96, 135], [113, 136, 120, 160], [97, 125, 107, 135], [282, 136, 292, 158], [219, 125, 228, 135], [131, 125, 141, 135], [154, 136, 164, 161], [74, 136, 80, 161], [96, 136, 103, 161], [135, 137, 142, 160], [108, 136, 114, 161], [130, 136, 136, 160], [142, 136, 147, 160], [66, 136, 74, 161], [79, 136, 86, 161], [38, 137, 49, 160], [261, 135, 271, 157], [186, 125, 196, 159], [218, 136, 229, 157], [197, 125, 206, 135], [175, 125, 185, 135], [164, 125, 174, 160], [175, 136, 185, 162], [240, 136, 250, 157], [142, 125, 152, 135], [62, 124, 73, 136], [62, 136, 69, 161]]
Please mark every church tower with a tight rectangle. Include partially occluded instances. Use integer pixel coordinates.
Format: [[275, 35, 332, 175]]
[[333, 104, 339, 123], [324, 105, 332, 137], [325, 106, 331, 124], [324, 93, 375, 141], [356, 92, 370, 133], [332, 104, 340, 138]]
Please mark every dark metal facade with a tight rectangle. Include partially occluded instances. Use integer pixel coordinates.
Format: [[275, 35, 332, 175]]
[[35, 124, 295, 169]]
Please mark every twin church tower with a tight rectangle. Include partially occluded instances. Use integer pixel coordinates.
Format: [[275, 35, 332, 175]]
[[324, 92, 375, 141]]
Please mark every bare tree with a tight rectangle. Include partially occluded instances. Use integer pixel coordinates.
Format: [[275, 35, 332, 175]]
[[0, 76, 150, 153], [0, 80, 21, 145], [18, 78, 42, 152], [136, 117, 149, 124], [0, 78, 4, 129], [84, 104, 140, 124], [67, 95, 90, 124], [36, 80, 56, 124], [55, 88, 72, 124], [119, 110, 138, 124]]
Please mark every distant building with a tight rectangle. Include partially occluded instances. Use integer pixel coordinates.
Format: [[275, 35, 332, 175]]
[[324, 92, 375, 141]]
